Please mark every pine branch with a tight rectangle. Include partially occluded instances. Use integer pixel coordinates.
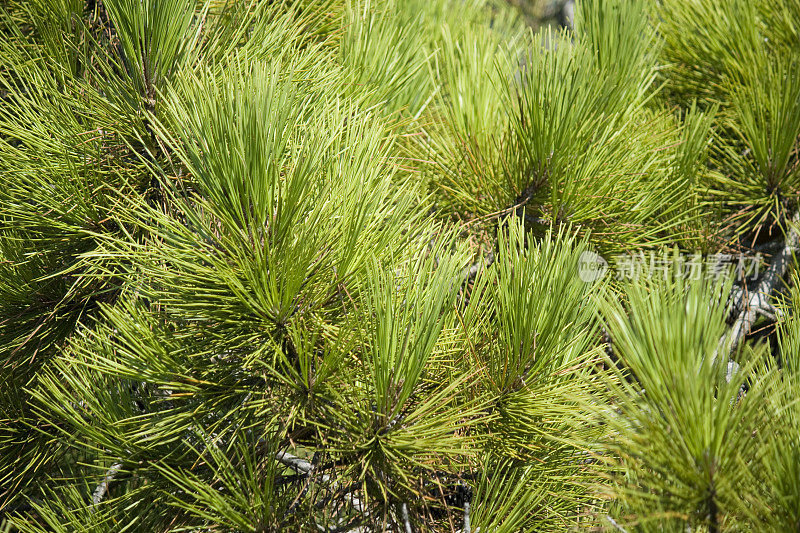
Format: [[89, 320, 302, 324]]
[[605, 515, 629, 533], [401, 503, 412, 533], [275, 451, 313, 475], [463, 252, 494, 283], [729, 284, 781, 320], [720, 211, 800, 372], [275, 451, 369, 529], [91, 462, 122, 507]]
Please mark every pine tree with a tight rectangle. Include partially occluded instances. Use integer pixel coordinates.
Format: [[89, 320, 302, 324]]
[[0, 0, 799, 531]]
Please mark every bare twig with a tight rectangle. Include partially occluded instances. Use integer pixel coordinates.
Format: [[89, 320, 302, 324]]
[[463, 501, 471, 533]]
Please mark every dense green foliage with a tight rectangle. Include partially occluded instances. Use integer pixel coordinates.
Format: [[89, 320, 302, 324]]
[[0, 0, 799, 531]]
